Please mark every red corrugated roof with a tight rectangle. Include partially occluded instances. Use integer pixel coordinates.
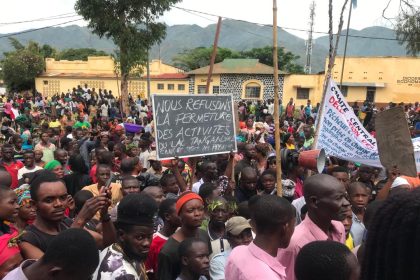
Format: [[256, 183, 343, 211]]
[[146, 73, 189, 79]]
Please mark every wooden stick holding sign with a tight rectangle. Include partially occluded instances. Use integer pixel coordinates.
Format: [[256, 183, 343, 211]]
[[273, 0, 283, 197]]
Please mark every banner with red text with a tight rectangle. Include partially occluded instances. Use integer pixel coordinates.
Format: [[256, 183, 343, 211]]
[[315, 79, 382, 167]]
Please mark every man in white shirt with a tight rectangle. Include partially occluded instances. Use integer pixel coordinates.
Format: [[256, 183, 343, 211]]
[[18, 151, 43, 180]]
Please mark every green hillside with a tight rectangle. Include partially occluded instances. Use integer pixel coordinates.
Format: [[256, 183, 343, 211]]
[[0, 21, 409, 73]]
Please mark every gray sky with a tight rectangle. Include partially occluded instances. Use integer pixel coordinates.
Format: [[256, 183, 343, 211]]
[[0, 0, 405, 39]]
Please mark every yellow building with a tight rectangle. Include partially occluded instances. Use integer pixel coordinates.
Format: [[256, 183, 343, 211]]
[[283, 74, 325, 106], [283, 56, 420, 106], [35, 56, 420, 105], [35, 56, 189, 98]]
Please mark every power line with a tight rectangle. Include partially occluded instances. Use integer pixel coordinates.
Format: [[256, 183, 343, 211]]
[[0, 13, 77, 26], [178, 8, 215, 22], [172, 5, 402, 43], [0, 18, 84, 39], [172, 6, 273, 41]]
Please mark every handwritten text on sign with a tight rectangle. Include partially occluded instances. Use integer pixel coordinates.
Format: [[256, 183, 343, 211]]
[[316, 79, 381, 167], [152, 94, 237, 160]]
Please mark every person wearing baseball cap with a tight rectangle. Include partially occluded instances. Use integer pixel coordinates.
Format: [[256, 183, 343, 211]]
[[210, 216, 253, 280]]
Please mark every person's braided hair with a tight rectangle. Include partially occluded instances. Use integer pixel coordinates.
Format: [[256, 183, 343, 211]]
[[361, 188, 420, 280]]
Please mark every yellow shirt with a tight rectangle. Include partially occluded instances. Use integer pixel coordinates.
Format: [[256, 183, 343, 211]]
[[345, 234, 354, 250], [82, 183, 123, 220], [286, 143, 296, 150], [49, 120, 61, 128]]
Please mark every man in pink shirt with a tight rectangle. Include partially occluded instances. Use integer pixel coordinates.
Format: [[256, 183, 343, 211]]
[[225, 195, 295, 280], [277, 174, 350, 280]]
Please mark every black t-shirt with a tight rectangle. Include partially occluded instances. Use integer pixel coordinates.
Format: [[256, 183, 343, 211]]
[[63, 173, 92, 196], [20, 218, 73, 252], [157, 229, 211, 280], [235, 186, 257, 203], [0, 221, 12, 237]]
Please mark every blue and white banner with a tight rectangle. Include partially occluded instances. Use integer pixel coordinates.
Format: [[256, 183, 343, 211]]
[[413, 137, 420, 172], [316, 79, 420, 172], [316, 79, 381, 167]]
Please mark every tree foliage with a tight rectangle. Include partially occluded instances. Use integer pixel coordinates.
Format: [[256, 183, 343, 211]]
[[173, 47, 242, 71], [56, 48, 108, 61], [396, 4, 420, 55], [2, 38, 45, 91], [241, 46, 304, 74], [75, 0, 181, 112], [172, 46, 304, 73]]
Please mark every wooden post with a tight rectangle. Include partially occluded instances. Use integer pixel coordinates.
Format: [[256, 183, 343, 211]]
[[273, 0, 283, 197], [115, 71, 123, 118], [146, 51, 151, 101], [206, 17, 222, 94]]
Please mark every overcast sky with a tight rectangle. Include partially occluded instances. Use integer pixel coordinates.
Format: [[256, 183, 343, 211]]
[[0, 0, 405, 39]]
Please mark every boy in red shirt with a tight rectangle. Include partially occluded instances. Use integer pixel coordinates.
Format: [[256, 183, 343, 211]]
[[0, 144, 24, 189], [145, 198, 181, 275]]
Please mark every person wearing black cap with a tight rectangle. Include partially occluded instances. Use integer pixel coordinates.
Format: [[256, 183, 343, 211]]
[[93, 193, 158, 280]]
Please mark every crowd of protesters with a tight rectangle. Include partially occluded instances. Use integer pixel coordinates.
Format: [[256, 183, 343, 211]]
[[0, 84, 419, 280]]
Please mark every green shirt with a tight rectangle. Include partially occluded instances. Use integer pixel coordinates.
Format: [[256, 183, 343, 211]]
[[73, 121, 91, 129], [304, 137, 315, 149]]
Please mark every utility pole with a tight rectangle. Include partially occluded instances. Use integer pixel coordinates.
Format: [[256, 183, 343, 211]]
[[339, 2, 354, 88], [273, 0, 283, 197], [305, 1, 316, 74], [206, 17, 222, 94]]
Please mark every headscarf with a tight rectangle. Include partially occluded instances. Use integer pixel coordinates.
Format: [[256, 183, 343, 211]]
[[14, 185, 31, 207], [282, 179, 296, 198], [44, 160, 62, 171], [176, 192, 203, 215]]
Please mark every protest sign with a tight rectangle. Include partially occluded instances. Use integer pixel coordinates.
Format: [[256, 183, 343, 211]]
[[375, 107, 417, 177], [315, 79, 381, 167], [152, 94, 237, 160]]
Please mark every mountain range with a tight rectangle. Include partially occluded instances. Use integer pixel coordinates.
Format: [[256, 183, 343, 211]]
[[0, 20, 409, 73]]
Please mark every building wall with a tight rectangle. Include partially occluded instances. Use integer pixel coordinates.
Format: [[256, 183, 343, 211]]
[[150, 79, 190, 95], [192, 74, 221, 94], [190, 73, 284, 101], [44, 57, 183, 76], [36, 57, 188, 98], [220, 74, 284, 101], [35, 77, 189, 98], [332, 56, 420, 104], [45, 56, 115, 75], [283, 74, 324, 106], [148, 60, 184, 75], [35, 77, 119, 97], [283, 57, 420, 107]]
